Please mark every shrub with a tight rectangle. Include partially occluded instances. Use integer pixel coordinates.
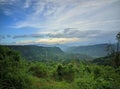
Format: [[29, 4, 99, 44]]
[[0, 46, 35, 89]]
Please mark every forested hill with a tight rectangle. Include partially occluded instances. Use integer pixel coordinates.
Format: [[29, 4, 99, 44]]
[[4, 45, 93, 61], [6, 45, 63, 61], [66, 44, 113, 57]]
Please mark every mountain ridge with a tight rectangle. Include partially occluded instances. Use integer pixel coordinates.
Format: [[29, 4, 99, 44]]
[[3, 45, 93, 61], [65, 43, 115, 57], [6, 45, 63, 61]]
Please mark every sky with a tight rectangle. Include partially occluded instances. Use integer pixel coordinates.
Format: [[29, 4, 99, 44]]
[[0, 0, 120, 46]]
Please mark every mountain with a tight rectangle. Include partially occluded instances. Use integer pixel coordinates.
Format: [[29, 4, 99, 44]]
[[37, 44, 70, 51], [6, 45, 63, 61], [65, 44, 115, 58], [4, 45, 93, 61]]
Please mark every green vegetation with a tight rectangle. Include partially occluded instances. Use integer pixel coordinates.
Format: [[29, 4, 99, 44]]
[[66, 44, 109, 57], [0, 46, 120, 89], [6, 45, 93, 61], [6, 45, 63, 61], [0, 46, 35, 89]]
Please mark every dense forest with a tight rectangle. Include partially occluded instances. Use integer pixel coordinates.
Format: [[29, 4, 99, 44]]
[[0, 45, 120, 89]]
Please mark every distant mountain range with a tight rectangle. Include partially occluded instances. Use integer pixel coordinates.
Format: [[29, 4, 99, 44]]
[[65, 44, 116, 58], [4, 43, 116, 61], [5, 45, 93, 61]]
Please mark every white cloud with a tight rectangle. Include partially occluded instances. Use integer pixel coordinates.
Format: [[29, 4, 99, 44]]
[[23, 0, 31, 8], [15, 37, 83, 45], [10, 0, 119, 31], [3, 8, 12, 15], [0, 0, 15, 3], [1, 0, 120, 45]]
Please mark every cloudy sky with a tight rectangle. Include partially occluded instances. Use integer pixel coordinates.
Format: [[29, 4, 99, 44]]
[[0, 0, 120, 46]]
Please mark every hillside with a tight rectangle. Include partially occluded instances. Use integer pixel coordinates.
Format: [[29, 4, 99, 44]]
[[6, 45, 63, 61], [66, 44, 114, 57], [5, 45, 93, 61]]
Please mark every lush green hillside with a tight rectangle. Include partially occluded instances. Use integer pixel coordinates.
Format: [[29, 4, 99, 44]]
[[0, 46, 120, 89], [5, 45, 93, 61], [66, 44, 114, 57], [6, 45, 63, 61]]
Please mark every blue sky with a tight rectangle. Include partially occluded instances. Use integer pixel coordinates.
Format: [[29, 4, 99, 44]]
[[0, 0, 120, 46]]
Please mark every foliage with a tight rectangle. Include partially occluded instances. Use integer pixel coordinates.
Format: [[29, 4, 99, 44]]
[[56, 63, 77, 82], [28, 62, 48, 78], [0, 46, 120, 89], [0, 46, 35, 89]]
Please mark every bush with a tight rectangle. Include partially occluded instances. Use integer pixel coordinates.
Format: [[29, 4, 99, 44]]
[[0, 46, 35, 89], [28, 62, 48, 78], [56, 63, 77, 82]]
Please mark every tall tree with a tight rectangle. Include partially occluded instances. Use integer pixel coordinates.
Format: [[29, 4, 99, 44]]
[[115, 32, 120, 68], [116, 32, 120, 52]]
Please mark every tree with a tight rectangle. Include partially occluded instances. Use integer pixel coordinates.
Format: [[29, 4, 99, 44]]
[[105, 43, 115, 56], [57, 64, 63, 80], [115, 32, 120, 68], [0, 46, 34, 89], [116, 32, 120, 52]]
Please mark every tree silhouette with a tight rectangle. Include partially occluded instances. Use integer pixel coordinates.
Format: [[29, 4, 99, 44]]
[[116, 32, 120, 52], [115, 32, 120, 68]]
